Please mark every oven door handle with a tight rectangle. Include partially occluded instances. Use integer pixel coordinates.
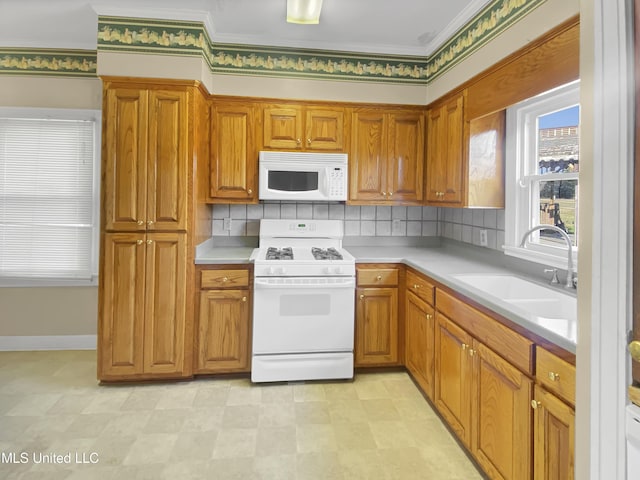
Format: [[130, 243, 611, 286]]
[[254, 278, 356, 289]]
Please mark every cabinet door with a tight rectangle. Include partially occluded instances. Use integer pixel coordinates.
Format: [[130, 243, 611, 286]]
[[147, 89, 189, 231], [349, 111, 388, 202], [210, 103, 256, 201], [143, 233, 188, 376], [99, 233, 146, 378], [434, 312, 473, 446], [355, 287, 398, 365], [426, 95, 464, 205], [305, 107, 345, 150], [197, 289, 250, 372], [443, 94, 465, 204], [388, 112, 425, 203], [472, 342, 533, 480], [263, 105, 303, 149], [103, 88, 148, 232], [405, 291, 435, 399], [533, 385, 575, 480]]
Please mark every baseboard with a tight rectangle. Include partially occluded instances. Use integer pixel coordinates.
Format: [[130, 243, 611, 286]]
[[0, 335, 97, 351]]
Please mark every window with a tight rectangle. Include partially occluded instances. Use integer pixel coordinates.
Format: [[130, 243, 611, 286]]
[[504, 81, 580, 270], [0, 108, 100, 286]]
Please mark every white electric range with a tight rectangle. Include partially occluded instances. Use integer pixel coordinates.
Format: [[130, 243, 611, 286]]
[[250, 219, 356, 383]]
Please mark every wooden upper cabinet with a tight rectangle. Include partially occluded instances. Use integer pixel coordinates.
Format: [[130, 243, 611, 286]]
[[103, 85, 189, 231], [305, 108, 345, 150], [147, 90, 189, 231], [350, 108, 426, 204], [388, 112, 425, 203], [209, 101, 257, 202], [263, 104, 303, 149], [426, 93, 464, 206], [262, 104, 345, 151], [103, 88, 148, 232]]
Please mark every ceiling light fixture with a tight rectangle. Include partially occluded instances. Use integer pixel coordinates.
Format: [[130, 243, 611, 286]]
[[286, 0, 323, 24]]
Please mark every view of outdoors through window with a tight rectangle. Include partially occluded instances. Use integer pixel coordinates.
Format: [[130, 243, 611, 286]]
[[536, 105, 579, 247]]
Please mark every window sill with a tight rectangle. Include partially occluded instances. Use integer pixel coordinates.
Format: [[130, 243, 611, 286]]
[[503, 245, 578, 273], [0, 277, 98, 288]]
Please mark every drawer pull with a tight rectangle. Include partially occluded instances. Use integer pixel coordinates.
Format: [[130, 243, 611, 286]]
[[548, 372, 560, 382], [531, 400, 541, 410], [376, 275, 382, 280], [223, 277, 228, 282]]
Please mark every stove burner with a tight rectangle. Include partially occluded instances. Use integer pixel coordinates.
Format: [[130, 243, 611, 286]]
[[266, 247, 293, 260], [311, 247, 343, 260]]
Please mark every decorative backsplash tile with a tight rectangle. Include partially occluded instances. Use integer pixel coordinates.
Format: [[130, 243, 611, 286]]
[[211, 202, 440, 238], [439, 208, 505, 251]]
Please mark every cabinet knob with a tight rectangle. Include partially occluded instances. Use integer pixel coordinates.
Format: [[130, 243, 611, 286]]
[[382, 192, 387, 196], [307, 138, 311, 145], [413, 284, 419, 289], [547, 372, 560, 382], [146, 239, 153, 245], [461, 343, 468, 351], [247, 189, 253, 195], [376, 275, 382, 281], [426, 314, 433, 320], [388, 192, 393, 196], [359, 294, 365, 300], [531, 400, 541, 410], [136, 239, 143, 245], [137, 220, 144, 226], [222, 277, 228, 282], [147, 220, 154, 226], [468, 348, 476, 356], [242, 296, 247, 302], [296, 138, 301, 145]]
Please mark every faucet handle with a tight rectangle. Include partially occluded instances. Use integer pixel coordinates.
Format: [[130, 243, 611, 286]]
[[544, 268, 560, 284]]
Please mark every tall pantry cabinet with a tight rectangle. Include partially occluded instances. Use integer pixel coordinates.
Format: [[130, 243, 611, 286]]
[[98, 78, 204, 381]]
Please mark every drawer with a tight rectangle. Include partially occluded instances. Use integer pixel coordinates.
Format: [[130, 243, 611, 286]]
[[406, 269, 435, 305], [436, 288, 534, 375], [200, 269, 249, 289], [357, 268, 398, 287], [536, 347, 576, 405]]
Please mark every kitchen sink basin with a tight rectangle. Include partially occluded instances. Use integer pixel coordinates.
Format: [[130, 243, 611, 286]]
[[452, 273, 577, 324]]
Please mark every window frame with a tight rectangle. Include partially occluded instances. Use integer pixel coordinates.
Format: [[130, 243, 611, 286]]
[[0, 107, 101, 287], [504, 81, 580, 271]]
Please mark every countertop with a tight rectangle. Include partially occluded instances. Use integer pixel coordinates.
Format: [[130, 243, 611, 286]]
[[195, 241, 577, 354]]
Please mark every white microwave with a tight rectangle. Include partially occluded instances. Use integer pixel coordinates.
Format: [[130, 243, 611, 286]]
[[258, 151, 348, 201]]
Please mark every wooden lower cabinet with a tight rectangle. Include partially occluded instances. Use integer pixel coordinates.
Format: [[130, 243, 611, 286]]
[[99, 232, 189, 380], [435, 310, 533, 479], [472, 342, 533, 480], [195, 267, 252, 373], [434, 312, 473, 446], [532, 385, 575, 480], [405, 291, 435, 399], [355, 287, 399, 365]]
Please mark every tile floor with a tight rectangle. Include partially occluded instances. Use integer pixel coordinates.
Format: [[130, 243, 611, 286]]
[[0, 351, 483, 479]]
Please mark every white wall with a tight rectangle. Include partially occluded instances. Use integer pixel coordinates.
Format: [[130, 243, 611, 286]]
[[0, 76, 102, 342]]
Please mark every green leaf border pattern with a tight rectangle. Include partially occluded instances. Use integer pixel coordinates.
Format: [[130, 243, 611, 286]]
[[427, 0, 547, 80], [0, 0, 546, 82], [0, 49, 97, 77]]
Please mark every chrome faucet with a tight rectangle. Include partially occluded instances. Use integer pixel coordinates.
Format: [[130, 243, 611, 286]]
[[519, 225, 576, 289]]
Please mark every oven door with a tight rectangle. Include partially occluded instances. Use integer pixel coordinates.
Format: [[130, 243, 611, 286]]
[[252, 276, 355, 354]]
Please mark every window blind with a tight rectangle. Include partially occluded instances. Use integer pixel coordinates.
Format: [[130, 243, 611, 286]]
[[0, 116, 97, 280]]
